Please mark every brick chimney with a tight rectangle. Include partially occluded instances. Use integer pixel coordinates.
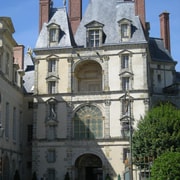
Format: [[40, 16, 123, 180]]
[[135, 0, 146, 30], [159, 12, 171, 53], [39, 0, 51, 32], [13, 45, 24, 69], [68, 0, 82, 35]]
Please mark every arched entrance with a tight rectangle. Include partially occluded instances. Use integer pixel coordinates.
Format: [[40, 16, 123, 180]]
[[75, 154, 103, 180]]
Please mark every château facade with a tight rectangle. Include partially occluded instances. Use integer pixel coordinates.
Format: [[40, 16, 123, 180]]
[[0, 0, 179, 180]]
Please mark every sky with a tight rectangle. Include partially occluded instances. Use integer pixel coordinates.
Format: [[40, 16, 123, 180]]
[[0, 0, 180, 70]]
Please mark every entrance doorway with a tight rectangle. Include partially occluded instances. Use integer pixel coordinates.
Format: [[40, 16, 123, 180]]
[[75, 154, 103, 180]]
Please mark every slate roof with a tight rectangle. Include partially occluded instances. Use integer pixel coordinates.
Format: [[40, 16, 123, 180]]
[[23, 53, 34, 93], [149, 37, 174, 62], [35, 7, 73, 48], [75, 0, 146, 47]]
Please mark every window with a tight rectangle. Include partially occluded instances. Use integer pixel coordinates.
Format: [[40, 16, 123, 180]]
[[47, 169, 55, 180], [47, 149, 56, 163], [49, 28, 57, 42], [122, 54, 129, 69], [74, 105, 103, 139], [121, 24, 129, 38], [5, 102, 9, 138], [48, 23, 60, 46], [27, 125, 33, 142], [48, 59, 56, 73], [5, 53, 10, 75], [48, 81, 56, 94], [122, 77, 130, 91], [85, 21, 105, 48], [13, 107, 17, 141], [118, 19, 132, 41], [89, 30, 100, 47]]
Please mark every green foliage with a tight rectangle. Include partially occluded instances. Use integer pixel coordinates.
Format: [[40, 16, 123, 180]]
[[132, 103, 180, 164], [151, 152, 180, 180]]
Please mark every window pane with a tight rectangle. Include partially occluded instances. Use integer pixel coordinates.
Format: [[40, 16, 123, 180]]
[[121, 24, 128, 38], [48, 59, 56, 72], [50, 29, 56, 42], [48, 82, 56, 94], [89, 30, 100, 47], [122, 55, 129, 69], [74, 105, 103, 139], [122, 77, 129, 91]]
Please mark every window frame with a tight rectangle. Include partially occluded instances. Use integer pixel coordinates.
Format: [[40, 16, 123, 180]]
[[118, 18, 132, 42], [47, 23, 60, 46], [85, 21, 105, 48]]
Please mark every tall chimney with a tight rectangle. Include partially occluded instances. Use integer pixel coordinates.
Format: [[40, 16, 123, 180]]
[[39, 0, 51, 32], [159, 12, 171, 53], [135, 0, 146, 31], [13, 45, 24, 69], [68, 0, 82, 35]]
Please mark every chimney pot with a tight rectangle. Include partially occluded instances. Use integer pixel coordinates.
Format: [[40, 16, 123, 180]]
[[159, 12, 171, 53]]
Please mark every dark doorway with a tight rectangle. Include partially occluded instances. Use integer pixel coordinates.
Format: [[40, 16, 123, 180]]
[[86, 167, 103, 180], [75, 154, 103, 180]]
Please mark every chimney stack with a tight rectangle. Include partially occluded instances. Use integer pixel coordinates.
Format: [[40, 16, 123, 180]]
[[39, 0, 51, 32], [135, 0, 146, 31], [68, 0, 82, 35], [159, 12, 171, 53], [13, 45, 24, 69]]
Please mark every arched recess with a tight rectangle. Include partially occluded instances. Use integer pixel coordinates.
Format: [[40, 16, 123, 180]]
[[73, 60, 102, 92], [73, 104, 103, 139], [75, 153, 103, 180]]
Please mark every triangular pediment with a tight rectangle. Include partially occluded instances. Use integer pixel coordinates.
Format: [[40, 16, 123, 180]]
[[118, 49, 133, 56], [85, 20, 104, 28], [119, 71, 133, 76], [47, 22, 60, 28], [118, 18, 132, 24], [46, 54, 60, 59]]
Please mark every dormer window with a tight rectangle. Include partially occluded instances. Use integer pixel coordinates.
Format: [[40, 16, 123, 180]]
[[47, 23, 60, 46], [118, 19, 132, 42], [49, 28, 57, 42], [85, 21, 105, 48]]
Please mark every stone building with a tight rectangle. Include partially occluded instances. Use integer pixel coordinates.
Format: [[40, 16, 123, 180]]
[[0, 17, 33, 180], [32, 0, 180, 179], [0, 0, 180, 180]]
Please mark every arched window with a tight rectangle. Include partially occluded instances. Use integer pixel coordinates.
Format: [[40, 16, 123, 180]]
[[74, 105, 103, 139]]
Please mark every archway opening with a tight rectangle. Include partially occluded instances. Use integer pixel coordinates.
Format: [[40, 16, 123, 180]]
[[75, 154, 103, 180], [74, 61, 102, 92]]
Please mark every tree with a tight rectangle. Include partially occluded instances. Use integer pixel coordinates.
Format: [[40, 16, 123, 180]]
[[132, 103, 180, 165], [151, 152, 180, 180]]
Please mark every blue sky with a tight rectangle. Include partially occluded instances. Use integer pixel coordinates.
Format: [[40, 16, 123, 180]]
[[0, 0, 180, 70]]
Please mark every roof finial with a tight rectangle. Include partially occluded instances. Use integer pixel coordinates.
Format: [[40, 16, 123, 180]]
[[63, 0, 66, 6]]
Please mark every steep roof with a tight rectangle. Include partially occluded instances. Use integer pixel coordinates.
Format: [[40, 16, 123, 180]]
[[23, 52, 34, 93], [149, 38, 174, 62], [35, 7, 74, 48], [75, 0, 146, 46]]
